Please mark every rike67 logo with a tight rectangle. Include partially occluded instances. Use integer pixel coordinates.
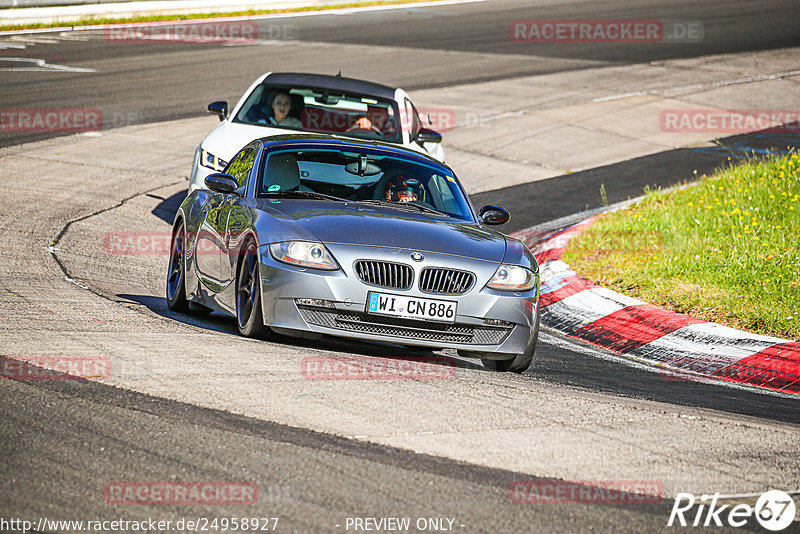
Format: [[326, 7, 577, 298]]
[[668, 490, 796, 531]]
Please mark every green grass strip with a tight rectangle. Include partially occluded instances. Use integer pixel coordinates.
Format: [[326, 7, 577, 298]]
[[564, 152, 800, 339], [0, 0, 430, 32]]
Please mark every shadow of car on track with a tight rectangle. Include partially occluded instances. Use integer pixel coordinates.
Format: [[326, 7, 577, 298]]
[[117, 293, 485, 373], [150, 189, 187, 225]]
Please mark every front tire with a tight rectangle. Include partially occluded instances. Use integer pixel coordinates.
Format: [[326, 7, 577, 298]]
[[469, 309, 540, 373], [166, 221, 190, 313], [482, 351, 534, 373], [236, 241, 270, 338]]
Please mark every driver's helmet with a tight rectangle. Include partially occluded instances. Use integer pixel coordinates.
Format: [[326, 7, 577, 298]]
[[385, 174, 424, 203]]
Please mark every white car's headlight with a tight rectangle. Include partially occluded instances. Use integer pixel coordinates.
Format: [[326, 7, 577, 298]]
[[487, 265, 538, 292], [269, 241, 339, 270], [200, 148, 228, 171]]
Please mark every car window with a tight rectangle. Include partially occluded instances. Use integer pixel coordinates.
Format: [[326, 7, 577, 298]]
[[233, 84, 402, 144], [225, 146, 257, 189], [258, 148, 473, 221], [430, 174, 459, 213], [405, 98, 422, 141]]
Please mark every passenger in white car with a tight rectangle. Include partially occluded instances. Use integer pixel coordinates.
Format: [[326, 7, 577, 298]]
[[269, 91, 303, 128], [246, 89, 303, 129]]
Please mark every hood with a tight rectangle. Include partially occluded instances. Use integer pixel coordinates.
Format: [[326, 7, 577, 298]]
[[204, 121, 287, 160], [256, 199, 507, 262]]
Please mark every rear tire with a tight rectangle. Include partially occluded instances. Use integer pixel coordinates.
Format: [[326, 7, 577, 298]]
[[236, 241, 271, 339], [166, 221, 190, 313]]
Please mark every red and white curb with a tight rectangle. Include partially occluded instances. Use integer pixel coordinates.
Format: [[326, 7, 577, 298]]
[[512, 217, 800, 395]]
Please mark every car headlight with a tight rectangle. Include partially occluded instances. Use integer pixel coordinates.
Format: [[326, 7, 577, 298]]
[[269, 241, 339, 270], [487, 265, 538, 292], [200, 148, 228, 171]]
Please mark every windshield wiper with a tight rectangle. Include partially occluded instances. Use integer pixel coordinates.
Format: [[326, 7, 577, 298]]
[[358, 199, 446, 216], [262, 190, 350, 203]]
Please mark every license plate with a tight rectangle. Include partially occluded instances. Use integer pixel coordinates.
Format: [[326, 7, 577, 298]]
[[366, 292, 457, 324]]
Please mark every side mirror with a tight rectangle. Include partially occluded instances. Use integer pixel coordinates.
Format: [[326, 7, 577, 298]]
[[415, 128, 442, 144], [479, 205, 510, 225], [207, 101, 228, 121], [204, 173, 239, 194]]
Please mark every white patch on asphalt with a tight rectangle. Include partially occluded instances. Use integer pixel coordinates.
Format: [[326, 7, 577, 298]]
[[0, 57, 95, 72]]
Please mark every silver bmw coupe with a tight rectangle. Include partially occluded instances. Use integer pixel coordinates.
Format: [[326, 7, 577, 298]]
[[167, 134, 540, 372]]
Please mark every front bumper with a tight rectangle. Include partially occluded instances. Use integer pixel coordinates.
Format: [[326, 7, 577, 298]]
[[257, 244, 539, 355]]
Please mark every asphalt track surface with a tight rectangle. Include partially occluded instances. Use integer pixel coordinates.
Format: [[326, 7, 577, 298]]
[[2, 0, 800, 147], [2, 1, 800, 532]]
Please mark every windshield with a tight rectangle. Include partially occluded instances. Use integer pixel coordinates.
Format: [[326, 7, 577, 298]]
[[234, 84, 402, 144], [257, 148, 474, 221]]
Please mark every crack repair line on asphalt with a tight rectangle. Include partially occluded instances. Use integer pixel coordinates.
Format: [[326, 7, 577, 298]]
[[593, 69, 800, 102]]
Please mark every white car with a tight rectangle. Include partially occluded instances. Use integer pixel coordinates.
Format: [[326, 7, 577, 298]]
[[189, 72, 446, 192]]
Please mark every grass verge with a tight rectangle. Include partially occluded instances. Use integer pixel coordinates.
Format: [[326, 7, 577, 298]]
[[563, 152, 800, 339], [0, 0, 429, 32]]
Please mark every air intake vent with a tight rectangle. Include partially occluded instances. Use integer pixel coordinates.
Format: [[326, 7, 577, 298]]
[[354, 260, 413, 290], [419, 268, 475, 295]]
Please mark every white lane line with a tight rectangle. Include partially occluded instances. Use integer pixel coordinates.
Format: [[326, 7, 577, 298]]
[[0, 42, 27, 49], [454, 109, 525, 128], [304, 0, 485, 17], [56, 31, 92, 41], [593, 69, 800, 102], [8, 35, 60, 44], [9, 0, 487, 35], [222, 39, 299, 47], [0, 57, 96, 72], [0, 27, 68, 36]]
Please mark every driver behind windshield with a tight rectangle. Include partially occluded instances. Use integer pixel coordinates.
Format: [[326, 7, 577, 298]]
[[385, 174, 425, 203], [347, 116, 374, 132]]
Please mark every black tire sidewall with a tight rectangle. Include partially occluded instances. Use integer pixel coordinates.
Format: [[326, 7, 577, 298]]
[[482, 305, 540, 373], [236, 243, 267, 338], [166, 221, 190, 312]]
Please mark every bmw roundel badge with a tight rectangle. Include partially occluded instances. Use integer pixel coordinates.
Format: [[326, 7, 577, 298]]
[[411, 252, 424, 262]]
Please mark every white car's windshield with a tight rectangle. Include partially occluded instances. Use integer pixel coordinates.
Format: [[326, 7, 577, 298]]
[[257, 148, 473, 221], [234, 85, 403, 144]]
